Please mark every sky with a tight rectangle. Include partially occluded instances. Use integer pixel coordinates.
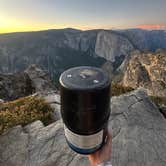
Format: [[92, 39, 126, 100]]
[[0, 0, 166, 33]]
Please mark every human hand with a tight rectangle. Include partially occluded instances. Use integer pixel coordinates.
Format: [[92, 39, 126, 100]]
[[88, 130, 112, 166]]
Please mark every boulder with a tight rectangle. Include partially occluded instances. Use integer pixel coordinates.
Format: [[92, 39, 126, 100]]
[[0, 89, 166, 166], [25, 64, 56, 93], [36, 91, 61, 121]]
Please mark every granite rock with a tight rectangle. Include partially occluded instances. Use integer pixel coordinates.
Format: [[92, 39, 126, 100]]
[[111, 88, 166, 166], [25, 64, 56, 93], [0, 89, 166, 166], [0, 65, 56, 101], [122, 49, 166, 97], [0, 72, 34, 101]]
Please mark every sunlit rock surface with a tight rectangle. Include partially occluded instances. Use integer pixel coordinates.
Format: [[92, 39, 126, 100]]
[[122, 49, 166, 97]]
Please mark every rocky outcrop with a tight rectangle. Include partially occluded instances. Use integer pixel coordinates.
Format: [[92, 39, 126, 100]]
[[122, 49, 166, 97], [0, 65, 56, 101], [0, 89, 166, 166], [25, 64, 56, 93], [36, 91, 61, 121], [0, 72, 34, 101], [0, 120, 88, 166]]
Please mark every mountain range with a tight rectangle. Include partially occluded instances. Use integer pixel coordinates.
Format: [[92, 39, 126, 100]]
[[0, 28, 165, 89]]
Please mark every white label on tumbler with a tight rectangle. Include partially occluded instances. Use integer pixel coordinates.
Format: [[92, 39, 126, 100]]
[[64, 125, 103, 149]]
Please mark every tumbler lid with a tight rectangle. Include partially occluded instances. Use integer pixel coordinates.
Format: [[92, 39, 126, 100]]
[[59, 66, 110, 90]]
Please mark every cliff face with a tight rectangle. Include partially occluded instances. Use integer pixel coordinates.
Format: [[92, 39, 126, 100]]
[[122, 49, 166, 97], [95, 30, 134, 62], [118, 29, 166, 51]]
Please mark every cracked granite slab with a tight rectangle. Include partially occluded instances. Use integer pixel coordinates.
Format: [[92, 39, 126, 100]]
[[0, 89, 165, 166], [111, 89, 166, 166]]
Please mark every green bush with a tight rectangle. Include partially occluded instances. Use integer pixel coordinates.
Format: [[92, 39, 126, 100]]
[[0, 96, 53, 134]]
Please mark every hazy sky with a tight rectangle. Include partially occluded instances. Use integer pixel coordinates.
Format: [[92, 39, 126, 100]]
[[0, 0, 166, 33]]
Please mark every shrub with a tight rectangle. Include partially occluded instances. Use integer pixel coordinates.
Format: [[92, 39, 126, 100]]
[[0, 96, 53, 134], [111, 83, 134, 96], [150, 96, 166, 107]]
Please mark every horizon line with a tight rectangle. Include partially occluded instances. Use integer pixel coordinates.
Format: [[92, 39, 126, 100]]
[[0, 26, 165, 35]]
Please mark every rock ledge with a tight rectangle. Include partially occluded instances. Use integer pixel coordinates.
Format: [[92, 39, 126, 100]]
[[0, 89, 166, 166]]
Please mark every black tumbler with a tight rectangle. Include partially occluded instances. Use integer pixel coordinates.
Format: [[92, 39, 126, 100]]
[[59, 66, 111, 154]]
